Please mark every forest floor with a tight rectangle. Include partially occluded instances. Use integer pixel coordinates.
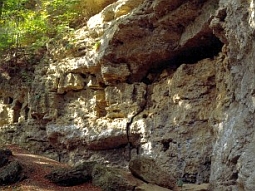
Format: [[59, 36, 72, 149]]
[[0, 145, 209, 191], [0, 145, 101, 191]]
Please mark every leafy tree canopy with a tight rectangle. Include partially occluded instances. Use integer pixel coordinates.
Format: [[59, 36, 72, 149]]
[[0, 0, 106, 53]]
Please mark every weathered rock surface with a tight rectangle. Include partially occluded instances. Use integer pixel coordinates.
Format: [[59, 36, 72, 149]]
[[129, 156, 176, 189], [92, 164, 138, 191], [0, 161, 24, 185], [46, 161, 171, 191], [45, 165, 91, 186], [1, 0, 255, 190], [0, 149, 12, 168], [0, 149, 26, 186]]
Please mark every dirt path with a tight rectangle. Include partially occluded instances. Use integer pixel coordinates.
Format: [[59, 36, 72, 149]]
[[0, 145, 101, 191], [0, 145, 209, 191]]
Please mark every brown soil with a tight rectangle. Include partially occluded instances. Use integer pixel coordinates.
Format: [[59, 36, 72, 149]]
[[0, 145, 102, 191], [0, 145, 209, 191]]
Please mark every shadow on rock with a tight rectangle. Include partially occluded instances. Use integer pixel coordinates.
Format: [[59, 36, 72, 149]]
[[44, 162, 97, 186], [0, 149, 26, 186]]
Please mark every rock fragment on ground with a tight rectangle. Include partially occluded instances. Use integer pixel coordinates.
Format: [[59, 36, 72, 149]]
[[92, 164, 137, 191], [0, 149, 12, 168], [44, 162, 94, 186], [129, 156, 176, 190], [0, 160, 24, 185]]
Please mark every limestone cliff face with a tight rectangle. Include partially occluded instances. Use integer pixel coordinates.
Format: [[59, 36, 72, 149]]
[[0, 0, 255, 190]]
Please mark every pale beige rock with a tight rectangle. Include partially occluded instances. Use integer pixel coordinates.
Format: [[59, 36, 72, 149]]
[[0, 0, 221, 182], [114, 0, 144, 18], [57, 73, 84, 94], [87, 75, 102, 90], [130, 58, 216, 184], [129, 156, 176, 189], [1, 1, 255, 191], [101, 63, 131, 84], [0, 105, 12, 125], [105, 83, 146, 119]]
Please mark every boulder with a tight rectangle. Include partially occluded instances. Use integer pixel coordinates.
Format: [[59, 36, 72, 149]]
[[129, 156, 176, 189], [0, 149, 12, 168], [45, 162, 93, 186], [92, 164, 140, 191], [0, 156, 8, 168], [0, 161, 24, 185]]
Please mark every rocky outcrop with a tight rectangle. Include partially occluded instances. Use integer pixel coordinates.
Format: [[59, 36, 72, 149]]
[[1, 0, 255, 190], [208, 1, 255, 190]]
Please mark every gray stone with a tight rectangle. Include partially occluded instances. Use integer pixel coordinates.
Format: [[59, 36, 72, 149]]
[[129, 156, 176, 189], [45, 165, 91, 186], [0, 161, 24, 185], [92, 164, 139, 191], [0, 156, 8, 168], [0, 149, 12, 168], [1, 1, 255, 191]]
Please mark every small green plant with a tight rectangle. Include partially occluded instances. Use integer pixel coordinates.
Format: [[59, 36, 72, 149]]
[[93, 41, 101, 51]]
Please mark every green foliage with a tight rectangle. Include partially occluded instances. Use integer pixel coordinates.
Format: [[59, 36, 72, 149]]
[[93, 41, 101, 51], [0, 0, 109, 53], [0, 0, 47, 51]]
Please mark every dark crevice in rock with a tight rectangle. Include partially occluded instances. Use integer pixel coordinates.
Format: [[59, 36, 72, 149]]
[[230, 171, 238, 180], [230, 155, 240, 164], [24, 106, 29, 120], [126, 85, 148, 161], [13, 101, 22, 123], [3, 97, 13, 104], [167, 35, 222, 68], [161, 138, 173, 152], [142, 34, 223, 84], [175, 35, 223, 64]]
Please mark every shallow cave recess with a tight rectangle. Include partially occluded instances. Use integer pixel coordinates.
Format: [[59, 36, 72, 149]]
[[142, 34, 224, 84]]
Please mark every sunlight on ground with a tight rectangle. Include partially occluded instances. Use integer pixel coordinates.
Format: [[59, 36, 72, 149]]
[[20, 185, 55, 191], [1, 184, 55, 191], [14, 153, 59, 164]]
